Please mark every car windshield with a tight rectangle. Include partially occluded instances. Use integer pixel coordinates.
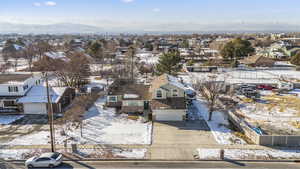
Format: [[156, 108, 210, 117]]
[[51, 152, 61, 160]]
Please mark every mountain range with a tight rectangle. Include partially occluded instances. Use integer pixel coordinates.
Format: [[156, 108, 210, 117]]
[[0, 22, 300, 34], [0, 23, 103, 34]]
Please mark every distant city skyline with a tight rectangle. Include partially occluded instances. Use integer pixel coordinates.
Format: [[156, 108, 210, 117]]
[[1, 0, 300, 32]]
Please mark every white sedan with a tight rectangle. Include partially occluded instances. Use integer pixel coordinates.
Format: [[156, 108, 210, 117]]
[[25, 152, 63, 168]]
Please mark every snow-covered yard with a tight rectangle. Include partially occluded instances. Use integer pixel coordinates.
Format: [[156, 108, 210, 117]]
[[192, 99, 246, 145], [188, 69, 300, 85], [85, 76, 111, 90], [1, 97, 152, 145], [61, 97, 152, 145], [4, 58, 30, 72], [197, 148, 300, 160], [0, 115, 24, 125]]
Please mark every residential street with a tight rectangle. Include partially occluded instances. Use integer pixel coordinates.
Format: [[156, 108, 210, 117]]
[[1, 161, 300, 169]]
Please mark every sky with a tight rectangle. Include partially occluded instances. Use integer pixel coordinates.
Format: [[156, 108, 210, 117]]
[[0, 0, 300, 31]]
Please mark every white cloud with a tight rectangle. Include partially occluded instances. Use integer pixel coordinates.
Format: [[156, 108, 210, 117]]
[[44, 1, 57, 6], [152, 8, 161, 12], [33, 2, 42, 7], [121, 0, 134, 3]]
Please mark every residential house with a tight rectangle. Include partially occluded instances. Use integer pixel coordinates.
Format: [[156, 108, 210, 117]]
[[149, 74, 187, 121], [283, 46, 300, 57], [0, 72, 42, 113], [2, 44, 24, 54], [43, 51, 70, 62], [267, 41, 300, 59], [18, 86, 75, 114], [69, 39, 84, 48], [106, 74, 188, 121], [106, 79, 151, 115]]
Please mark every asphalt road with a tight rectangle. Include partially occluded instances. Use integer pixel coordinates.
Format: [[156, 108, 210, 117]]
[[1, 161, 300, 169]]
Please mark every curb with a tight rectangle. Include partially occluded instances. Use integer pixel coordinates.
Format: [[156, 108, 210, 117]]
[[5, 159, 300, 163]]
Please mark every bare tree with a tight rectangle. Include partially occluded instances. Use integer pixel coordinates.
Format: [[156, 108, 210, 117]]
[[195, 76, 224, 121], [21, 44, 37, 72], [3, 49, 22, 71], [54, 52, 91, 88], [33, 51, 91, 88], [127, 46, 136, 82], [35, 41, 52, 60]]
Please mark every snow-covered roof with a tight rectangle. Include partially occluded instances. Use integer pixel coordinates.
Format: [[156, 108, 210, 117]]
[[13, 44, 24, 51], [167, 75, 186, 90], [274, 61, 295, 67], [44, 51, 69, 61], [123, 94, 139, 99], [18, 86, 67, 103]]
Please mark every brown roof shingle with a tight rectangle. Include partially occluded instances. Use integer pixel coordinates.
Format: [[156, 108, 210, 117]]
[[0, 74, 33, 84], [149, 74, 169, 94], [108, 79, 150, 100], [151, 98, 186, 110]]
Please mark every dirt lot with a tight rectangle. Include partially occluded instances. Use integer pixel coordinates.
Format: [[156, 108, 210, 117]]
[[239, 93, 300, 135]]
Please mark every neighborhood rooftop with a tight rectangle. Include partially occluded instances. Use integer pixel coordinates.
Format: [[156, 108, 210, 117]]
[[0, 73, 33, 84], [108, 79, 151, 100]]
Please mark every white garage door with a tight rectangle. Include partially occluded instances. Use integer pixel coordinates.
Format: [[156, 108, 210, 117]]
[[23, 103, 47, 114], [154, 110, 185, 121]]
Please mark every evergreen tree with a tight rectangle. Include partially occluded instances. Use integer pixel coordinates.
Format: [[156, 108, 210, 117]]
[[221, 38, 254, 60], [291, 52, 300, 66], [156, 51, 182, 75], [144, 42, 154, 51], [87, 41, 103, 60]]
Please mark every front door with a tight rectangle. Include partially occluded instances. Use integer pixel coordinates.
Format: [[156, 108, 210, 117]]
[[144, 101, 149, 110], [0, 100, 4, 108]]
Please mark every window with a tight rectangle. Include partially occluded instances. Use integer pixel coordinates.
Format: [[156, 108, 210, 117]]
[[23, 85, 29, 90], [172, 89, 179, 97], [36, 158, 50, 162], [3, 100, 17, 107], [156, 90, 162, 98], [8, 86, 18, 93], [108, 96, 117, 102]]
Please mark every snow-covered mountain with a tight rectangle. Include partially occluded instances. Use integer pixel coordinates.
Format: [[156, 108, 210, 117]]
[[0, 23, 103, 34], [0, 22, 300, 34]]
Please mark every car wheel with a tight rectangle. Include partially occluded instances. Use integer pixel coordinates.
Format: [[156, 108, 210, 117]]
[[49, 164, 55, 168], [27, 164, 34, 168]]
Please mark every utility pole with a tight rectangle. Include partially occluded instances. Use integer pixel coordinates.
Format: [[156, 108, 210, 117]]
[[45, 72, 56, 152], [130, 46, 135, 82]]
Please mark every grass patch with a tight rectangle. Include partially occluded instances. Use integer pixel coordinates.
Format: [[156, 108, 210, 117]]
[[233, 131, 255, 144], [261, 95, 300, 115], [291, 121, 300, 129], [94, 77, 102, 80]]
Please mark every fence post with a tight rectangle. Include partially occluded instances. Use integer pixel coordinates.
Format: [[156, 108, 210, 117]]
[[64, 140, 67, 152], [220, 149, 225, 160], [71, 144, 78, 153]]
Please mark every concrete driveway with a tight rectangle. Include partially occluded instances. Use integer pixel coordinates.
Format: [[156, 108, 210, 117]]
[[150, 120, 217, 160]]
